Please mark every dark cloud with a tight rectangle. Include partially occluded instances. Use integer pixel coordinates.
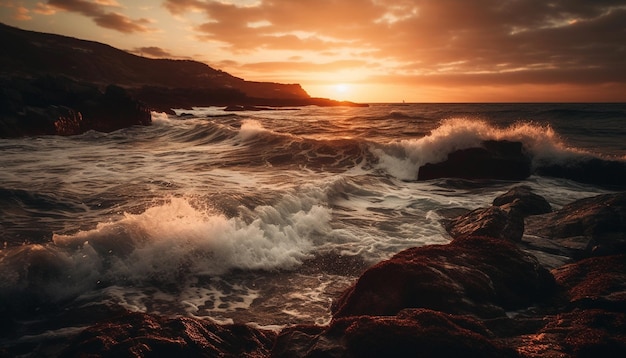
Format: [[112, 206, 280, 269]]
[[162, 0, 626, 88], [47, 0, 152, 33]]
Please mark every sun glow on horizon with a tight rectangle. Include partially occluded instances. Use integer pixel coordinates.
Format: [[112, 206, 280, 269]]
[[335, 83, 349, 93]]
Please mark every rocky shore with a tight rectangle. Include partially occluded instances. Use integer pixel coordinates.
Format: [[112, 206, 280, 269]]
[[4, 187, 623, 357], [0, 75, 151, 137]]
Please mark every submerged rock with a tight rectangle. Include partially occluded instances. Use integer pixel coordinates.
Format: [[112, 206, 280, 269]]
[[332, 236, 555, 319], [418, 140, 532, 181], [536, 158, 626, 189]]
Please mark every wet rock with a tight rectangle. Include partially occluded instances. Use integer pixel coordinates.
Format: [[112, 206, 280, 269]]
[[332, 236, 555, 319], [59, 311, 276, 358], [552, 254, 626, 311], [446, 186, 552, 242], [492, 185, 552, 217], [502, 309, 626, 358], [418, 140, 532, 181], [524, 192, 626, 260], [446, 206, 524, 242], [273, 308, 518, 358]]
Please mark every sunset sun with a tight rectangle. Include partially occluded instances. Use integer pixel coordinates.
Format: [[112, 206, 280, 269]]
[[335, 83, 349, 93]]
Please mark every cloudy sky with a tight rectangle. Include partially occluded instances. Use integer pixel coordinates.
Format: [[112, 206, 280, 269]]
[[2, 0, 625, 102]]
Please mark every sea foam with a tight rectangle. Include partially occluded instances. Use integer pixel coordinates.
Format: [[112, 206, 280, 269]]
[[52, 195, 330, 283], [371, 118, 580, 181]]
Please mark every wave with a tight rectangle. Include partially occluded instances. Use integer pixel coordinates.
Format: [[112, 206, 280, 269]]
[[370, 117, 625, 183], [0, 190, 333, 311]]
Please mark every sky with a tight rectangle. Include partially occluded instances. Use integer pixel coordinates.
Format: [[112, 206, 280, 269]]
[[1, 0, 626, 103]]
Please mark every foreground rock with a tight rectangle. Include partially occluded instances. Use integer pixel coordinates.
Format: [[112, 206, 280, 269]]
[[59, 311, 276, 358], [273, 309, 518, 358], [524, 192, 626, 261], [332, 235, 555, 319], [0, 75, 151, 137]]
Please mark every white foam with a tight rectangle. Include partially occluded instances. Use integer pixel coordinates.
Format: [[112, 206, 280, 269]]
[[150, 111, 174, 125], [238, 119, 271, 141], [371, 118, 579, 181], [52, 195, 330, 285]]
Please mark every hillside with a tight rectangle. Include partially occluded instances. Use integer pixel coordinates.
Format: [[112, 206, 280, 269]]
[[0, 23, 362, 112]]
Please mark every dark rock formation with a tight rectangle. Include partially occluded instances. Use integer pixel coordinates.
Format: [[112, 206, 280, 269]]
[[445, 186, 551, 242], [273, 309, 518, 358], [446, 206, 525, 242], [536, 158, 626, 189], [332, 236, 555, 319], [492, 185, 552, 217], [524, 192, 626, 260], [0, 75, 151, 137], [59, 311, 276, 358], [418, 140, 532, 181]]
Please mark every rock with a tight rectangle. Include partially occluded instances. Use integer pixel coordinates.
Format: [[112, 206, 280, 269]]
[[524, 192, 626, 259], [332, 236, 555, 319], [492, 186, 552, 217], [446, 206, 525, 242], [272, 309, 518, 358], [552, 254, 626, 311], [445, 186, 552, 242], [58, 311, 276, 358], [0, 76, 151, 137], [418, 140, 532, 181], [536, 158, 626, 189], [502, 309, 626, 357]]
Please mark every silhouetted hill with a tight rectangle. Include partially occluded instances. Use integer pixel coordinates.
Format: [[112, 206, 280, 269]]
[[0, 23, 364, 112]]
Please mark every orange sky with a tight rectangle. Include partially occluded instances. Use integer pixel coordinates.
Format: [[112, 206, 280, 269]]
[[2, 0, 626, 103]]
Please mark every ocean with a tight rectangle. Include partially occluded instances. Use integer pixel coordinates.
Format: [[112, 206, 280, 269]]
[[1, 103, 625, 346]]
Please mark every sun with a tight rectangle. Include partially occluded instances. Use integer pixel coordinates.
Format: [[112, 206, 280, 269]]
[[335, 83, 349, 93]]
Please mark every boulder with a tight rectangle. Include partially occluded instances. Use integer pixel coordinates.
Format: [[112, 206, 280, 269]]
[[492, 185, 552, 217], [446, 186, 552, 242], [272, 309, 518, 358], [332, 236, 555, 319], [445, 206, 524, 242], [418, 140, 532, 181]]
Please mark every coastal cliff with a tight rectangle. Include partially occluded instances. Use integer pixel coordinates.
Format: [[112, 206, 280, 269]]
[[0, 23, 365, 137]]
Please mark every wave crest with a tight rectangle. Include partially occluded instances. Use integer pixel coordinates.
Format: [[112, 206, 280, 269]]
[[371, 118, 581, 181]]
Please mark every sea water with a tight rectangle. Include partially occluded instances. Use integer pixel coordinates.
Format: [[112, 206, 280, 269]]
[[1, 103, 624, 341]]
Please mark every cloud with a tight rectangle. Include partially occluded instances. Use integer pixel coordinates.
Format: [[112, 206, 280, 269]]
[[132, 46, 173, 58], [162, 0, 626, 88], [45, 0, 153, 33], [0, 1, 33, 20]]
